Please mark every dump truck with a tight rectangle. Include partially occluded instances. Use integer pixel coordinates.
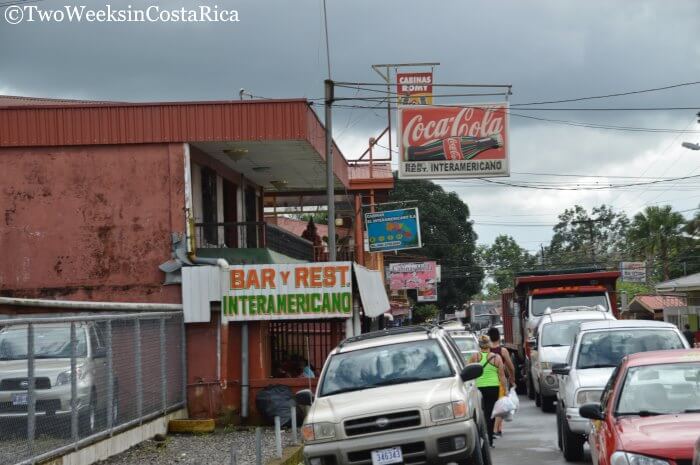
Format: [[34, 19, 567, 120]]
[[501, 267, 620, 395]]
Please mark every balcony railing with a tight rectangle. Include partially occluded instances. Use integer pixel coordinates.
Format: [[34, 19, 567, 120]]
[[194, 222, 315, 262]]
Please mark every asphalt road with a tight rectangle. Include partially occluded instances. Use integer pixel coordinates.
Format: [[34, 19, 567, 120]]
[[490, 396, 591, 465]]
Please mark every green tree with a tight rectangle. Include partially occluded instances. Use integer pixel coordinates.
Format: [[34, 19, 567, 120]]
[[479, 235, 538, 292], [628, 205, 685, 282], [412, 304, 440, 324], [548, 205, 629, 266], [387, 176, 483, 308]]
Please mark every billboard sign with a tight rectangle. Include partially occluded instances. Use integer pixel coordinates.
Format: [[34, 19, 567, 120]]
[[221, 262, 353, 321], [398, 104, 509, 179], [389, 261, 437, 291], [365, 208, 422, 252], [620, 261, 646, 283], [397, 72, 433, 105], [417, 283, 438, 302]]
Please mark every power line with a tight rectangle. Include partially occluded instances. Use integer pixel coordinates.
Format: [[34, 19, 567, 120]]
[[510, 80, 700, 106], [470, 173, 700, 191]]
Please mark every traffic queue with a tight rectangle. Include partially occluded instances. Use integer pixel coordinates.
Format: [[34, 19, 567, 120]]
[[497, 267, 700, 465]]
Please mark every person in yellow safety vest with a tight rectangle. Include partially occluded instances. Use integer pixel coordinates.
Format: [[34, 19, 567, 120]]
[[470, 335, 507, 448]]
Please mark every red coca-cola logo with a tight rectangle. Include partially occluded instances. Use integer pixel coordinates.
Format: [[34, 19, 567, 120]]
[[442, 137, 463, 160], [400, 105, 508, 160]]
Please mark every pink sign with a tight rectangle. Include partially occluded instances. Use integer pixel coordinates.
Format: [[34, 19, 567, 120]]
[[389, 261, 437, 291]]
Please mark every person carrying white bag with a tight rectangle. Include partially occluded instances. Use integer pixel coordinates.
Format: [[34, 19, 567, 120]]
[[469, 335, 507, 448]]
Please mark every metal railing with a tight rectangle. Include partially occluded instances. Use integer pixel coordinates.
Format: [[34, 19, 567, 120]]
[[0, 312, 186, 465], [194, 221, 315, 262], [194, 221, 266, 249]]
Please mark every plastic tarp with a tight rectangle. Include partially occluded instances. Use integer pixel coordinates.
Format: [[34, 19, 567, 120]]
[[353, 263, 390, 318]]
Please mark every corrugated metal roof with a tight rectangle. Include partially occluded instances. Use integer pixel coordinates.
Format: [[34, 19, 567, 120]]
[[0, 94, 123, 107], [656, 272, 700, 292]]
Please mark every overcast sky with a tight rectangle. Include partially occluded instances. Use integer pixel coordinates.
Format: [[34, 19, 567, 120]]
[[2, 0, 699, 252]]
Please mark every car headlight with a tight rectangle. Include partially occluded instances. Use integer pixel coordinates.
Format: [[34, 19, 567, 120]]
[[302, 422, 335, 442], [575, 389, 603, 406], [540, 362, 552, 370], [56, 365, 87, 386], [610, 451, 670, 465], [430, 401, 467, 422]]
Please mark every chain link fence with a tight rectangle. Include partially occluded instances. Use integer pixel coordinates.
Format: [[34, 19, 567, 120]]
[[0, 311, 186, 465]]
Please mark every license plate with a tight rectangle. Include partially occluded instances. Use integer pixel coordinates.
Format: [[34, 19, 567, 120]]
[[12, 393, 28, 406], [371, 447, 402, 465]]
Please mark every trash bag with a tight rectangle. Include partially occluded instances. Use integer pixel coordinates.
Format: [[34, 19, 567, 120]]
[[508, 387, 520, 411], [255, 384, 299, 426], [491, 395, 516, 419]]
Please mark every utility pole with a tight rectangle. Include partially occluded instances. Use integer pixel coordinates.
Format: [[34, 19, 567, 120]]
[[571, 218, 606, 264], [325, 79, 336, 261], [540, 244, 546, 267]]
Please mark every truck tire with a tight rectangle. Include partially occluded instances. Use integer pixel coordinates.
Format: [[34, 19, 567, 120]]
[[556, 402, 563, 450], [465, 431, 486, 465], [542, 395, 556, 413], [535, 389, 542, 407], [562, 415, 584, 462]]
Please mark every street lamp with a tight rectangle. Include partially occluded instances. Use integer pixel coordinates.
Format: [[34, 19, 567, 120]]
[[682, 141, 700, 151]]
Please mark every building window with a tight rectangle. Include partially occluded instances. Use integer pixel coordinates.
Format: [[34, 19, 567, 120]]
[[201, 167, 218, 245]]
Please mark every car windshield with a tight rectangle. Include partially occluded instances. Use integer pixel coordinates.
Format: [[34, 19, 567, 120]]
[[576, 329, 685, 369], [531, 293, 608, 317], [319, 339, 453, 397], [541, 320, 584, 347], [616, 362, 700, 416], [0, 326, 87, 360], [453, 337, 478, 353]]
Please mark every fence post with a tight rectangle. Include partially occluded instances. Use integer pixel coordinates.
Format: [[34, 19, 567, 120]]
[[106, 320, 114, 433], [290, 400, 297, 445], [27, 323, 35, 456], [160, 317, 167, 413], [135, 318, 143, 422], [255, 427, 262, 465], [181, 316, 187, 405], [70, 321, 79, 445], [274, 416, 282, 458]]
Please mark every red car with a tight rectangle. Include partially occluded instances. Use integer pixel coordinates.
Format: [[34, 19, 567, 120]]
[[580, 349, 700, 465]]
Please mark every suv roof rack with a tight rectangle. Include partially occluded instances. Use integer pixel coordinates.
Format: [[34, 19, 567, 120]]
[[339, 325, 435, 348]]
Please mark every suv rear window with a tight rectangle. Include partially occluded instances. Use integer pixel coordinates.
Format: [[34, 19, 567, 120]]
[[320, 339, 453, 397], [576, 329, 685, 369]]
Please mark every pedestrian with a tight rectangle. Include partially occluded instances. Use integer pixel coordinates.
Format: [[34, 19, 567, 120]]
[[488, 326, 515, 437], [683, 324, 695, 347], [470, 335, 507, 447]]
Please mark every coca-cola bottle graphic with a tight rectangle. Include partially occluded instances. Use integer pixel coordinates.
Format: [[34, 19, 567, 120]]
[[406, 134, 503, 161]]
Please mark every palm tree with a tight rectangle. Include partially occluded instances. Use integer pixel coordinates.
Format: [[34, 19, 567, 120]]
[[628, 205, 685, 281]]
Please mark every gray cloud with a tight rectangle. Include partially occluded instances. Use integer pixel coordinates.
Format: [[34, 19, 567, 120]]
[[1, 0, 699, 247]]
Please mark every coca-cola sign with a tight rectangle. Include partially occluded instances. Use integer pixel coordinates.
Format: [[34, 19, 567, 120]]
[[398, 104, 509, 179]]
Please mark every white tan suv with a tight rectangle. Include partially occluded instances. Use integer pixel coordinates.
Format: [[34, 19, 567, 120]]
[[298, 326, 492, 465]]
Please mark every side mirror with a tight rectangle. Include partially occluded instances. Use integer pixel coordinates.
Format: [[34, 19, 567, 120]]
[[461, 363, 484, 382], [295, 389, 314, 406], [528, 337, 537, 349], [579, 403, 605, 421], [552, 363, 570, 376], [93, 347, 107, 358]]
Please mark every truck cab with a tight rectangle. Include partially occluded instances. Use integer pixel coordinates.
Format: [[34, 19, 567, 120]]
[[501, 268, 620, 395]]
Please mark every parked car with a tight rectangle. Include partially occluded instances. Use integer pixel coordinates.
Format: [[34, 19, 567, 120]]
[[299, 326, 491, 465], [554, 320, 690, 461], [448, 331, 480, 363], [530, 307, 615, 412], [0, 322, 118, 435], [580, 349, 700, 465]]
